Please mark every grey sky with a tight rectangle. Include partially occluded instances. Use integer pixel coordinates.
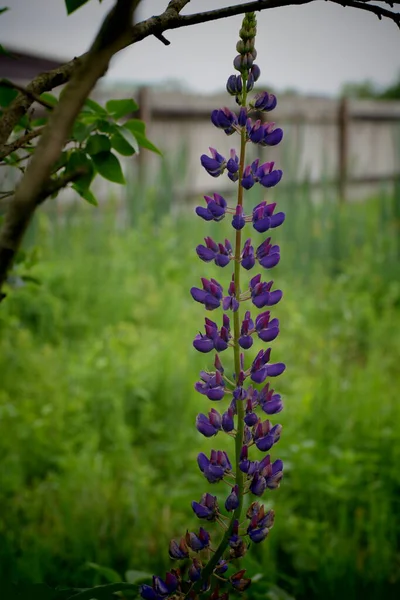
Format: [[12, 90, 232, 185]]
[[2, 0, 400, 95]]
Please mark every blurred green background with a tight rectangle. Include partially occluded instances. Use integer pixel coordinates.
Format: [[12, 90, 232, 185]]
[[0, 166, 400, 600]]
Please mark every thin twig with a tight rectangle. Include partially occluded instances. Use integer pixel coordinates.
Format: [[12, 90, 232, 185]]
[[0, 79, 55, 110], [0, 166, 89, 213], [0, 127, 44, 161]]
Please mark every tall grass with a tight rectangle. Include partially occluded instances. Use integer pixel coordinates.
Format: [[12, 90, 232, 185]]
[[0, 173, 399, 599]]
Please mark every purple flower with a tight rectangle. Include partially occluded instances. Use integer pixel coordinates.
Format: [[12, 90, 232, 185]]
[[249, 472, 267, 496], [226, 74, 242, 96], [193, 318, 218, 353], [215, 559, 229, 575], [251, 64, 261, 82], [169, 537, 189, 560], [250, 348, 286, 384], [251, 91, 277, 112], [189, 558, 203, 582], [265, 458, 284, 489], [247, 503, 275, 543], [255, 311, 279, 342], [196, 193, 227, 222], [211, 107, 238, 132], [256, 237, 280, 269], [222, 275, 239, 312], [195, 369, 225, 400], [140, 573, 179, 600], [244, 397, 258, 427], [255, 160, 283, 187], [222, 405, 235, 432], [241, 158, 260, 189], [200, 147, 226, 177], [253, 419, 282, 451], [259, 382, 283, 414], [249, 274, 283, 309], [196, 408, 222, 437], [197, 449, 232, 483], [232, 204, 245, 230], [191, 277, 223, 310], [196, 237, 232, 268], [186, 527, 211, 551], [241, 238, 255, 270], [192, 493, 219, 521], [230, 570, 251, 591], [248, 120, 283, 147], [225, 484, 240, 512], [238, 310, 254, 349], [226, 148, 240, 182], [252, 201, 285, 232]]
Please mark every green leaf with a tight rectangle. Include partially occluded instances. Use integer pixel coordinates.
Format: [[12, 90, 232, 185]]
[[85, 134, 111, 156], [110, 132, 136, 156], [66, 152, 95, 190], [84, 98, 108, 116], [122, 119, 162, 155], [0, 8, 9, 15], [0, 82, 17, 107], [117, 125, 139, 154], [72, 184, 98, 206], [133, 132, 162, 156], [125, 570, 152, 584], [72, 120, 96, 143], [106, 98, 138, 119], [86, 563, 122, 584], [40, 92, 58, 107], [65, 0, 91, 15], [91, 151, 125, 184], [124, 119, 146, 136], [0, 44, 12, 57], [96, 119, 113, 134]]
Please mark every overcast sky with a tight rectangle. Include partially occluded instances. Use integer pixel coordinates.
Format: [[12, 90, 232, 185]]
[[2, 0, 400, 96]]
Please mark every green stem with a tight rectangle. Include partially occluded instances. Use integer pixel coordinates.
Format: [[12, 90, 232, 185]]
[[189, 80, 248, 596]]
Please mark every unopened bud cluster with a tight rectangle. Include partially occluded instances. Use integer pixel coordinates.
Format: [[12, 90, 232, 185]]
[[141, 12, 286, 600]]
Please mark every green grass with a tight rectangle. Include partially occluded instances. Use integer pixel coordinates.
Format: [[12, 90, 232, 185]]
[[0, 181, 399, 600]]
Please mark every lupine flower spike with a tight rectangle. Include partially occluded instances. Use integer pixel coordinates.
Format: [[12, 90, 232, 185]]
[[141, 12, 286, 599]]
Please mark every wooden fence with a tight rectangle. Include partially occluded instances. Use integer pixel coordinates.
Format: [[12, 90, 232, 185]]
[[101, 86, 400, 202]]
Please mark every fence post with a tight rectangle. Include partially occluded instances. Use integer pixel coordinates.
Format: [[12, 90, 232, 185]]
[[338, 96, 349, 203]]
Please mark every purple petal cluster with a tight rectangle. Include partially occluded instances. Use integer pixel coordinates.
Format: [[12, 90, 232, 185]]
[[140, 573, 179, 600], [196, 193, 227, 222], [200, 147, 226, 177], [250, 274, 283, 308], [196, 237, 232, 267], [252, 200, 285, 232], [246, 502, 275, 542], [198, 449, 232, 483], [247, 119, 284, 147], [242, 158, 282, 190], [193, 315, 231, 353], [190, 277, 223, 310], [144, 14, 289, 600], [250, 91, 277, 112], [192, 493, 219, 520], [195, 369, 225, 401]]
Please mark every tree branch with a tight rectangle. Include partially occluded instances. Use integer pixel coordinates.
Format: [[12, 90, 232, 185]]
[[0, 166, 89, 213], [0, 0, 141, 292], [0, 79, 55, 110], [0, 56, 80, 147], [0, 127, 44, 161], [138, 0, 399, 34]]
